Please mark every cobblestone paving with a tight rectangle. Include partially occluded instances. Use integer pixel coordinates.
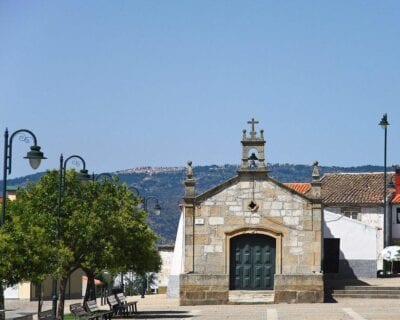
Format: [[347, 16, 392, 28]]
[[5, 295, 400, 320]]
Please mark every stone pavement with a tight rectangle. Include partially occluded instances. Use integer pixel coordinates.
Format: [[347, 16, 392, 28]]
[[5, 293, 400, 320]]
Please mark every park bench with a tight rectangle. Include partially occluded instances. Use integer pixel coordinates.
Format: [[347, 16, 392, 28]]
[[69, 303, 102, 320], [38, 310, 54, 320], [85, 300, 113, 320], [107, 294, 135, 317], [115, 293, 137, 313]]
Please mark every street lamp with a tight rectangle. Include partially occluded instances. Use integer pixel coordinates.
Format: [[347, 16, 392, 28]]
[[379, 113, 390, 248], [2, 128, 46, 224], [52, 154, 91, 319], [92, 172, 113, 181], [143, 196, 162, 216], [1, 128, 46, 320]]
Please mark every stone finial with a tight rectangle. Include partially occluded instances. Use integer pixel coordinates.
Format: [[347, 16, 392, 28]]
[[242, 129, 246, 140], [187, 160, 193, 179], [312, 161, 320, 181], [184, 161, 196, 203], [310, 160, 321, 200], [260, 129, 264, 139]]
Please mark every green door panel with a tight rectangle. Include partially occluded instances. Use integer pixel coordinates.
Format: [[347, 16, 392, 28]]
[[230, 234, 276, 290]]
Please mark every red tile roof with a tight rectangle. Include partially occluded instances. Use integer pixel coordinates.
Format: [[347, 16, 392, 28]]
[[320, 172, 394, 206], [392, 193, 400, 204], [284, 183, 311, 194], [286, 172, 397, 206]]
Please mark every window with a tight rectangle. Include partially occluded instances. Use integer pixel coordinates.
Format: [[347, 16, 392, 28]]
[[341, 208, 360, 220], [396, 208, 400, 224]]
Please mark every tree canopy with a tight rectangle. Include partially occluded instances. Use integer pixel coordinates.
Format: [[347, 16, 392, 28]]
[[0, 170, 161, 318]]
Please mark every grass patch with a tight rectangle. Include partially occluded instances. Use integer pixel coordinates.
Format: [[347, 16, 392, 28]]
[[63, 314, 75, 320]]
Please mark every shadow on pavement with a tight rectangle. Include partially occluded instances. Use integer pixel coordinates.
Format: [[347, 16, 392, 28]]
[[130, 310, 193, 319]]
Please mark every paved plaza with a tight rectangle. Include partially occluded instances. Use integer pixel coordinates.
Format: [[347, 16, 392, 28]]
[[5, 293, 400, 320]]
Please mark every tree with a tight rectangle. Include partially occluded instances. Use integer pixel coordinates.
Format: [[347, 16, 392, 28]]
[[0, 170, 161, 319]]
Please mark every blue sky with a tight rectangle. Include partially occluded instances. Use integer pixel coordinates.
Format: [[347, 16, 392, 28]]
[[1, 1, 399, 178]]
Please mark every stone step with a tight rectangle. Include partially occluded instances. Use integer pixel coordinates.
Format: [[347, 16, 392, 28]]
[[334, 289, 400, 295], [228, 290, 274, 304], [333, 293, 400, 299], [343, 286, 400, 291]]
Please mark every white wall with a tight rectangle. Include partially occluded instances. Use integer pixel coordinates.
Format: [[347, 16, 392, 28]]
[[324, 210, 377, 260]]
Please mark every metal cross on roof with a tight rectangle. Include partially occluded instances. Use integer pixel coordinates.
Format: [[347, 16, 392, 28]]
[[247, 118, 259, 137]]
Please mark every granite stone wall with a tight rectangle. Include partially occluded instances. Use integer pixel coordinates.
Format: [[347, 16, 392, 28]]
[[181, 174, 323, 304]]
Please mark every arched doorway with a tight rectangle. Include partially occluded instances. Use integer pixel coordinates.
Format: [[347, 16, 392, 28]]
[[229, 233, 276, 290]]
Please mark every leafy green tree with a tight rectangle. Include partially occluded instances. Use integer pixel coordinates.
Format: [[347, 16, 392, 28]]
[[0, 170, 160, 319]]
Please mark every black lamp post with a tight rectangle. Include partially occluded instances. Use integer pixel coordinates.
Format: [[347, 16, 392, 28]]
[[126, 187, 161, 296], [143, 196, 162, 216], [92, 172, 113, 181], [379, 113, 390, 248], [52, 154, 90, 319], [1, 128, 46, 320]]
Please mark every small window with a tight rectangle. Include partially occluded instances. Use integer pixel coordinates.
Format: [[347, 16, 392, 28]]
[[396, 208, 400, 224], [341, 208, 360, 220]]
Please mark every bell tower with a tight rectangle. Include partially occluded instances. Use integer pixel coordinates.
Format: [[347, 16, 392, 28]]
[[237, 118, 268, 174]]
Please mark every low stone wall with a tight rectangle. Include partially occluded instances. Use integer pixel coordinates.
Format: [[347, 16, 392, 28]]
[[179, 274, 229, 305], [274, 274, 324, 303]]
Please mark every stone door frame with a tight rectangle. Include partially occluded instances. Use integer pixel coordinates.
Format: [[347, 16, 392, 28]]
[[225, 227, 283, 279]]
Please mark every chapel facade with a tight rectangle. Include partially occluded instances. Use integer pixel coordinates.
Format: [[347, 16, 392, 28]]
[[179, 119, 324, 305]]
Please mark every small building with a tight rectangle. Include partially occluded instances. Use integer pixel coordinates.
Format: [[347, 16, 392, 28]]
[[178, 119, 324, 305], [285, 170, 400, 277]]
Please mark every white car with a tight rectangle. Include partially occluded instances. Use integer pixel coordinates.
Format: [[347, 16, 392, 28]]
[[382, 246, 400, 261]]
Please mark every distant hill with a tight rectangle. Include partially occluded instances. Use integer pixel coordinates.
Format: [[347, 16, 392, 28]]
[[0, 163, 386, 243]]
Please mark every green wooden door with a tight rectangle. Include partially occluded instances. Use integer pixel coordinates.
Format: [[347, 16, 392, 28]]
[[230, 234, 275, 290]]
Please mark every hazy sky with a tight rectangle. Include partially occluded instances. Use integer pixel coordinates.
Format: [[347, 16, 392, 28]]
[[1, 1, 399, 178]]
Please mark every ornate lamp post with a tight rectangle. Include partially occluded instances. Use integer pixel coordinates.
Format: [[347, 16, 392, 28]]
[[2, 128, 46, 224], [1, 128, 46, 319], [143, 196, 161, 216], [52, 154, 91, 319], [379, 113, 390, 248]]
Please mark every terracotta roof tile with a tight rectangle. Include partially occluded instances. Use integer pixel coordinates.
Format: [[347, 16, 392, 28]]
[[321, 172, 394, 206], [285, 172, 396, 206], [392, 193, 400, 204], [284, 183, 311, 194]]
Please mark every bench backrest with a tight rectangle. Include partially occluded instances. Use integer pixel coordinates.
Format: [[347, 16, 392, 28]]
[[86, 300, 100, 313], [116, 293, 127, 304], [38, 310, 53, 320], [70, 303, 89, 317], [107, 295, 119, 308]]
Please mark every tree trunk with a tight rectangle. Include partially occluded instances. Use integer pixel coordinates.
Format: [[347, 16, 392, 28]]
[[57, 275, 68, 320], [0, 284, 5, 320], [36, 283, 43, 314], [83, 269, 96, 305]]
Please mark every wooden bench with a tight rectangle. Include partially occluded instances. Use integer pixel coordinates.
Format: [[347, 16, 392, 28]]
[[115, 293, 137, 313], [69, 303, 102, 320], [107, 294, 134, 317], [85, 300, 113, 320], [38, 310, 54, 320]]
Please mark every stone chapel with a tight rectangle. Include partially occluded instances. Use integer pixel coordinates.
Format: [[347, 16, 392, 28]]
[[179, 119, 324, 304]]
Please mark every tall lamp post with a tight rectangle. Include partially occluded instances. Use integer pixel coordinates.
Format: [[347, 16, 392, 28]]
[[1, 128, 46, 320], [126, 187, 161, 296], [52, 154, 90, 319], [379, 114, 390, 248]]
